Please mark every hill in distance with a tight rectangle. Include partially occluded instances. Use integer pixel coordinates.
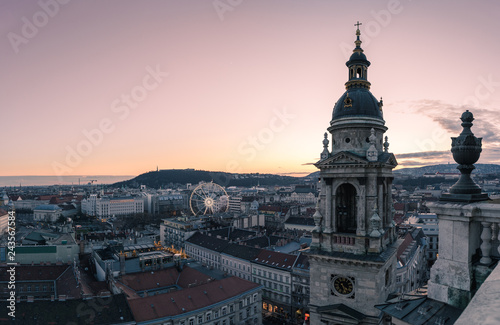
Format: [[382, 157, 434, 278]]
[[284, 164, 500, 182], [112, 164, 500, 189], [395, 163, 500, 177], [112, 169, 303, 189]]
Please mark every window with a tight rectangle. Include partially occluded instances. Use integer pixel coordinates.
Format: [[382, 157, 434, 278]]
[[197, 315, 203, 324], [206, 312, 212, 321], [229, 304, 234, 313], [253, 293, 258, 302], [189, 318, 194, 325], [214, 310, 219, 318], [222, 307, 227, 316]]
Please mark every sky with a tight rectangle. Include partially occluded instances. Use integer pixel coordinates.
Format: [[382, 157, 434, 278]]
[[2, 0, 500, 178]]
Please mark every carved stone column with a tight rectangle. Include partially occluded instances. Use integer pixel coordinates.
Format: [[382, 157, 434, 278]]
[[324, 178, 333, 234], [480, 222, 492, 265]]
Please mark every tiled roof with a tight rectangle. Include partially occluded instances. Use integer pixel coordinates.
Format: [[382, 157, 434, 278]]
[[120, 268, 180, 292], [240, 235, 286, 249], [119, 265, 223, 294], [293, 253, 310, 270], [397, 233, 414, 264], [185, 232, 229, 252], [205, 227, 257, 241], [0, 265, 70, 282], [222, 244, 262, 261], [177, 266, 215, 289], [128, 276, 260, 322], [253, 250, 297, 270], [0, 293, 134, 324]]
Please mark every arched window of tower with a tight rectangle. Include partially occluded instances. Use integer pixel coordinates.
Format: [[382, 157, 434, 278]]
[[336, 183, 357, 234]]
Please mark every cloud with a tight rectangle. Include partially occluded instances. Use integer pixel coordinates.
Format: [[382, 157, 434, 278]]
[[404, 99, 500, 162], [396, 160, 432, 167], [396, 151, 450, 159], [407, 99, 500, 140]]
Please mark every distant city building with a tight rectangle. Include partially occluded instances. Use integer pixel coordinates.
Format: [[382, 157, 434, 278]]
[[160, 217, 207, 250], [228, 196, 243, 213], [92, 243, 174, 281], [0, 209, 8, 234], [82, 194, 144, 219], [13, 230, 79, 264], [395, 228, 428, 294], [406, 213, 439, 266], [33, 204, 63, 222]]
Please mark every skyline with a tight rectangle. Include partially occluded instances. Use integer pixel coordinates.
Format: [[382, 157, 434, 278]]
[[2, 1, 500, 177]]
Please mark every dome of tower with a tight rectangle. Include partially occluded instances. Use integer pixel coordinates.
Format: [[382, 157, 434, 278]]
[[331, 88, 383, 121], [346, 51, 370, 66]]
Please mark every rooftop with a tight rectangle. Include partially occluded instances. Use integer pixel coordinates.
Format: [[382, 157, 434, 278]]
[[253, 250, 297, 270], [185, 232, 229, 252], [0, 293, 134, 324], [127, 275, 260, 322]]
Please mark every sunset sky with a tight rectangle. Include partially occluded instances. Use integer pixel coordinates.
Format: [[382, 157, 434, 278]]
[[2, 0, 500, 177]]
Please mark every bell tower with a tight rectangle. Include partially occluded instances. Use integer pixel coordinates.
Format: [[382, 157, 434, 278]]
[[308, 23, 401, 324]]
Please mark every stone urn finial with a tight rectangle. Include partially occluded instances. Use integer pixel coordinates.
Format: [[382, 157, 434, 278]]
[[441, 110, 488, 202], [312, 197, 323, 233], [320, 132, 330, 160]]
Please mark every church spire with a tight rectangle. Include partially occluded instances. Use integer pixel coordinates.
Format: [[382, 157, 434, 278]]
[[345, 21, 371, 90], [353, 21, 363, 52]]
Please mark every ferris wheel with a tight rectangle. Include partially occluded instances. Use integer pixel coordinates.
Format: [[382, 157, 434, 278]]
[[189, 182, 229, 216]]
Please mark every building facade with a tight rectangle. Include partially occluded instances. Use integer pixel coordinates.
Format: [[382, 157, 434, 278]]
[[252, 250, 295, 321], [33, 204, 63, 222], [82, 195, 144, 219], [395, 228, 428, 294]]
